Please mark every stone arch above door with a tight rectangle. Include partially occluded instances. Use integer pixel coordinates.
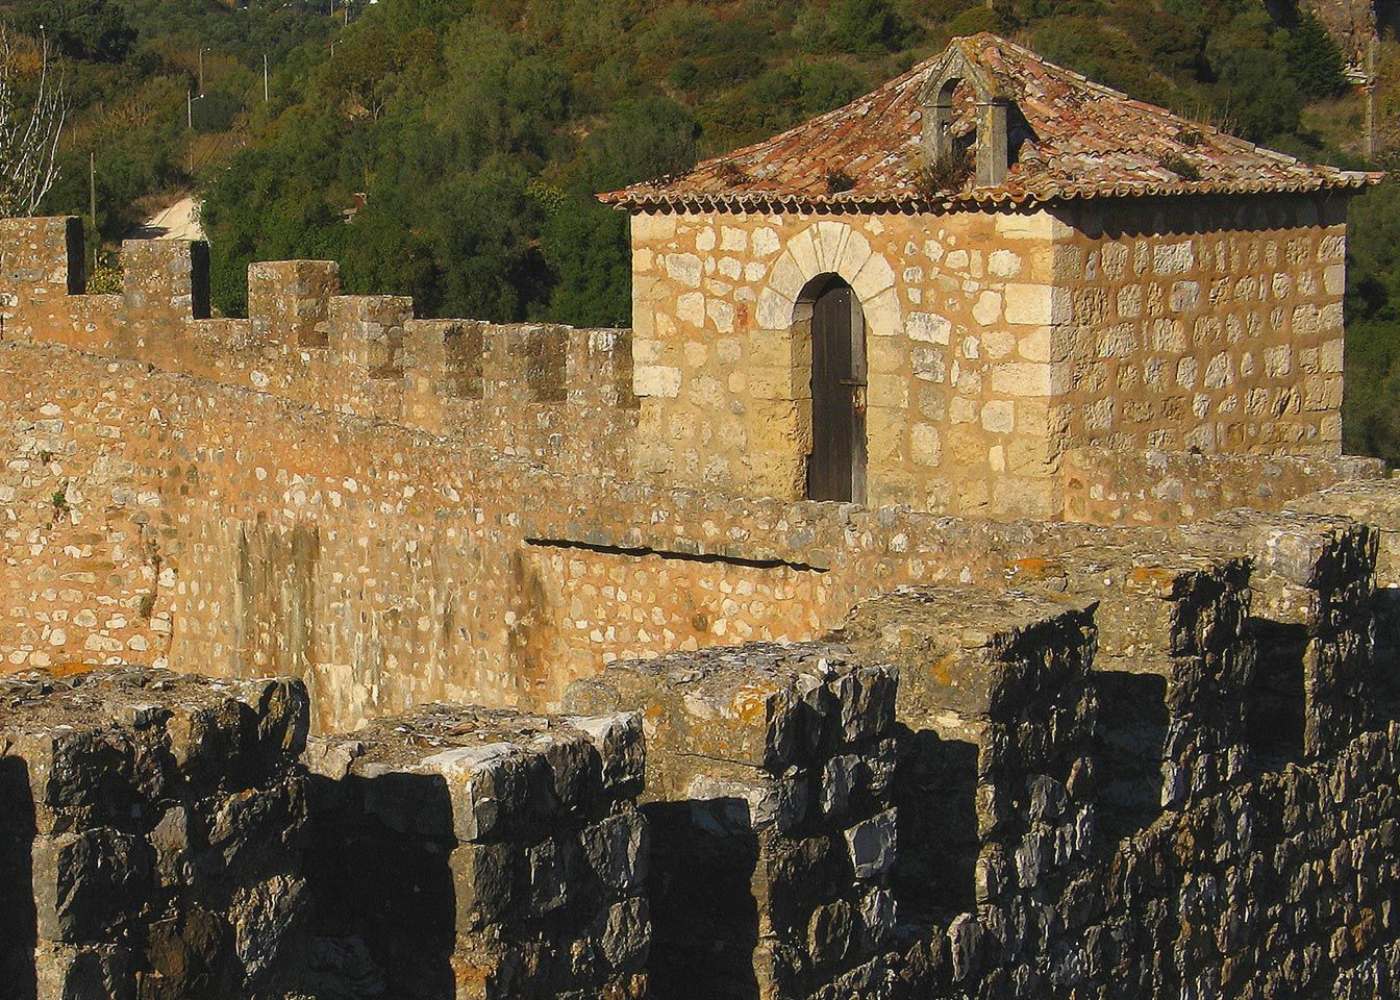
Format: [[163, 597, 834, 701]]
[[754, 222, 902, 339]]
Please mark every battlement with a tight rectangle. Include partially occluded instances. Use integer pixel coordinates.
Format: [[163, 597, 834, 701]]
[[0, 218, 638, 476], [2, 215, 1381, 526]]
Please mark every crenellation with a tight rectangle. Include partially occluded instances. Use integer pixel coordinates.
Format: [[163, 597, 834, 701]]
[[303, 703, 650, 999], [481, 323, 567, 404], [0, 220, 642, 479], [835, 587, 1100, 984], [118, 238, 210, 358], [0, 667, 312, 1000], [402, 317, 485, 434], [1179, 507, 1379, 760], [327, 294, 411, 380], [247, 259, 340, 349], [563, 642, 901, 1000]]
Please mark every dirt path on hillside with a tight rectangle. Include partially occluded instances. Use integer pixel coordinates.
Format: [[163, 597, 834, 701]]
[[133, 195, 205, 241]]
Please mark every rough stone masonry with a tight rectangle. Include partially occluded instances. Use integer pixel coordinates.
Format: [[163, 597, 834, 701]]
[[0, 28, 1398, 1000]]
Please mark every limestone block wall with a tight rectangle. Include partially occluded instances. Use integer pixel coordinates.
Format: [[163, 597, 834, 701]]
[[629, 208, 1067, 518], [837, 588, 1099, 954], [1056, 195, 1348, 456], [1, 648, 1397, 1000], [1288, 479, 1400, 666], [0, 326, 1393, 733], [0, 668, 312, 1000], [1180, 508, 1380, 759], [882, 720, 1400, 999], [1006, 545, 1256, 838], [627, 194, 1348, 519]]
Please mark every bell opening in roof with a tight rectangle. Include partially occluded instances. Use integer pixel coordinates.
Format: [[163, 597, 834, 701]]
[[918, 41, 1013, 189]]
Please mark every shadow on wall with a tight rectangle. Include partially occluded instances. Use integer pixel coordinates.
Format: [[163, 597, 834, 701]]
[[1247, 620, 1308, 768], [644, 798, 759, 1000], [891, 727, 977, 929], [236, 518, 320, 689], [1094, 672, 1170, 844], [303, 772, 454, 999], [0, 756, 37, 1000], [509, 550, 556, 704], [1374, 587, 1400, 717]]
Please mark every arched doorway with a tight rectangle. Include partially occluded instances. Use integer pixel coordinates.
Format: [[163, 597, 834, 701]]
[[798, 274, 867, 503]]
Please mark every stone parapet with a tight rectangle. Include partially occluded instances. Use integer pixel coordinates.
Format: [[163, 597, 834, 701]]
[[564, 643, 900, 1000], [1007, 546, 1255, 848], [1288, 478, 1400, 670], [835, 587, 1098, 978], [0, 667, 311, 1000], [1061, 446, 1386, 526], [1179, 507, 1378, 759], [247, 260, 340, 349], [303, 703, 649, 1000]]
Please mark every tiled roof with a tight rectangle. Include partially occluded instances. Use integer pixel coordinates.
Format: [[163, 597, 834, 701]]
[[600, 33, 1381, 211]]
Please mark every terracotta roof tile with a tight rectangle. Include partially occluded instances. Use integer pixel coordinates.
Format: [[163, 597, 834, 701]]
[[600, 33, 1381, 211]]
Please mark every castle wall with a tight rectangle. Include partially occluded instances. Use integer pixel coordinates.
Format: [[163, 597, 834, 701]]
[[1056, 195, 1348, 456], [0, 336, 1388, 729], [0, 219, 638, 480], [0, 214, 1388, 731], [1061, 445, 1383, 525]]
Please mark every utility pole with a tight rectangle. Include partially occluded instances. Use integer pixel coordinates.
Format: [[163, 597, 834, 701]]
[[88, 152, 97, 274], [187, 89, 193, 129], [1365, 32, 1378, 161], [198, 47, 206, 96], [263, 53, 269, 103]]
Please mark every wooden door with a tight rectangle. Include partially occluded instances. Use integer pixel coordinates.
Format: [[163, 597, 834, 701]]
[[807, 282, 866, 502]]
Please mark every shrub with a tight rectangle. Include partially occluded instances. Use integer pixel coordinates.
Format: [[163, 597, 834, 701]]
[[1158, 151, 1201, 180], [910, 145, 973, 198]]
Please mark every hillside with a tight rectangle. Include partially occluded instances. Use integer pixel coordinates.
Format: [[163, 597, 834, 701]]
[[5, 0, 1399, 463], [193, 0, 1381, 326]]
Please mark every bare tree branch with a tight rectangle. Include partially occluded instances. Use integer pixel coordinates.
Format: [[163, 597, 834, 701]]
[[0, 26, 67, 217]]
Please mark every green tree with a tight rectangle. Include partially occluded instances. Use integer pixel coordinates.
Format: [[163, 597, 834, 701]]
[[18, 0, 135, 62], [539, 96, 700, 325], [1206, 12, 1301, 140], [827, 0, 912, 54], [1343, 179, 1400, 465], [1285, 11, 1347, 100]]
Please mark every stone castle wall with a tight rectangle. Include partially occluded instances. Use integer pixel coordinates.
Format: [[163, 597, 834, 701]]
[[0, 218, 638, 479], [0, 333, 1386, 730], [629, 208, 1066, 516], [2, 212, 1400, 997], [1056, 197, 1350, 457], [2, 579, 1397, 998]]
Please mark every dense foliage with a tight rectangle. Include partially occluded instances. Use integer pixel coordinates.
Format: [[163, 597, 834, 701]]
[[2, 0, 335, 241], [4, 0, 1399, 466], [191, 0, 1366, 320], [1342, 165, 1400, 464]]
